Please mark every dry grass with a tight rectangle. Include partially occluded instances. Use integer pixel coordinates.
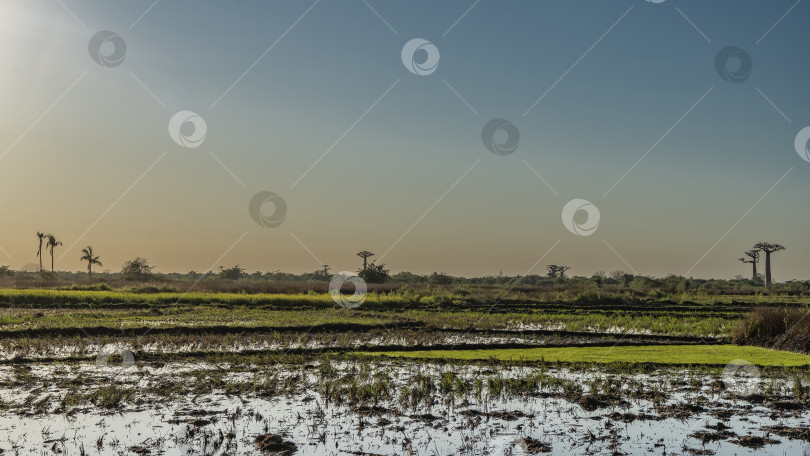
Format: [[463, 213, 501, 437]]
[[732, 307, 810, 354]]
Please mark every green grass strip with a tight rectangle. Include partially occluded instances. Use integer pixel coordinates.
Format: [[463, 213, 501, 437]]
[[370, 344, 810, 366]]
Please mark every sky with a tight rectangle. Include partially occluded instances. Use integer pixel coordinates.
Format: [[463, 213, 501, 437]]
[[0, 0, 808, 280]]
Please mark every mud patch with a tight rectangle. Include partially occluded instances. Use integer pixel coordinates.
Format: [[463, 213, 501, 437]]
[[255, 434, 297, 455], [518, 437, 551, 453], [574, 394, 603, 411], [607, 411, 656, 423], [689, 427, 736, 444], [764, 425, 810, 442], [730, 434, 780, 449], [460, 409, 533, 421], [659, 402, 704, 420]]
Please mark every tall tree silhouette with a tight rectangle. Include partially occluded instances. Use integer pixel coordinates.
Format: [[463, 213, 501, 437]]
[[35, 231, 46, 272], [45, 234, 62, 272], [80, 246, 102, 278], [356, 251, 374, 270], [738, 250, 761, 281], [546, 265, 571, 278], [753, 242, 785, 288]]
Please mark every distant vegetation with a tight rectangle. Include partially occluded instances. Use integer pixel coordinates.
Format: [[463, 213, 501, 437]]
[[1, 263, 809, 297], [10, 232, 798, 294], [120, 257, 154, 282]]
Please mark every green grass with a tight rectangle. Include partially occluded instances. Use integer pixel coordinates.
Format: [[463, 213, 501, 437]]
[[0, 307, 400, 330], [403, 310, 735, 336], [370, 344, 810, 366], [0, 288, 409, 309], [0, 287, 805, 338], [0, 288, 741, 336], [0, 306, 733, 337]]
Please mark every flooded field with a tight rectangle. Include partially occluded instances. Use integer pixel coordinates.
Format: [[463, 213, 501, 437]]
[[1, 357, 809, 455], [0, 287, 808, 455], [4, 0, 809, 451]]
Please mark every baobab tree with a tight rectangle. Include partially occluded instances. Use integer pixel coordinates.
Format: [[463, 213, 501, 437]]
[[356, 251, 374, 270], [35, 231, 46, 272], [80, 246, 102, 278], [753, 242, 785, 288], [546, 265, 571, 279], [738, 249, 761, 281], [45, 234, 62, 272]]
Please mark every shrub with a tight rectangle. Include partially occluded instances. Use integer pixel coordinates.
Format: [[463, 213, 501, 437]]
[[732, 307, 810, 354], [39, 270, 58, 280], [391, 271, 427, 283], [358, 263, 390, 284], [65, 283, 113, 292], [218, 265, 246, 280], [428, 272, 453, 285], [574, 291, 628, 305], [121, 257, 154, 281]]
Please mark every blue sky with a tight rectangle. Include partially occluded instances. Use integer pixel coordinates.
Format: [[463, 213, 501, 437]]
[[0, 0, 807, 279]]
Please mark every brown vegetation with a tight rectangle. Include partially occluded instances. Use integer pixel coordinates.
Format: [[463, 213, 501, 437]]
[[732, 307, 810, 353]]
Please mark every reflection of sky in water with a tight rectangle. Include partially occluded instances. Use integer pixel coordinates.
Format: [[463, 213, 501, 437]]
[[0, 363, 808, 455]]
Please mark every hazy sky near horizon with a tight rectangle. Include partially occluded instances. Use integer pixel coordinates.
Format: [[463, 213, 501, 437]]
[[0, 0, 808, 279]]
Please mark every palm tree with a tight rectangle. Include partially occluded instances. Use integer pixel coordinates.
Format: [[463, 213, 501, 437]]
[[80, 246, 102, 278], [45, 234, 62, 272], [753, 242, 785, 288], [35, 231, 46, 272]]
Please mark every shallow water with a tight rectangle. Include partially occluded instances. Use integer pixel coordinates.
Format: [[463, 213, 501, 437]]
[[0, 361, 808, 455]]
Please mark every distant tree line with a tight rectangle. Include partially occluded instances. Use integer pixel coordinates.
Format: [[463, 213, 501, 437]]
[[3, 235, 798, 292]]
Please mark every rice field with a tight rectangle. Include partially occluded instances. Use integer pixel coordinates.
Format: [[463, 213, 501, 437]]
[[0, 285, 808, 455]]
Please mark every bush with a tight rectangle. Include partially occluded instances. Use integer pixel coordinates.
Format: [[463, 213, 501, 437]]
[[391, 271, 427, 284], [129, 285, 180, 294], [218, 265, 246, 280], [574, 291, 628, 305], [39, 270, 58, 279], [121, 257, 154, 281], [732, 307, 810, 354], [65, 283, 113, 292], [358, 263, 390, 284], [428, 272, 453, 285]]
